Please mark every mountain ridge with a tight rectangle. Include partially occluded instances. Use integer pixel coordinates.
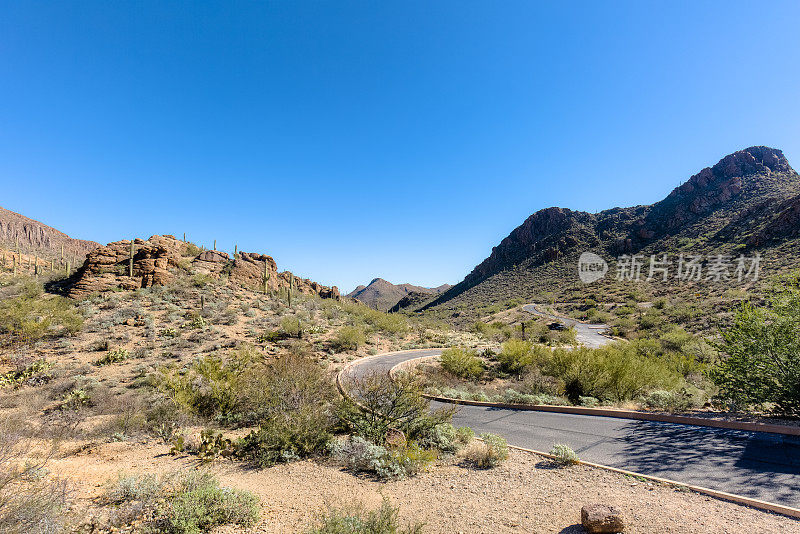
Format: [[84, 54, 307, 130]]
[[420, 146, 800, 320]]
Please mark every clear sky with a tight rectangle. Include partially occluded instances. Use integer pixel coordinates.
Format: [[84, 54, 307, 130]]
[[2, 1, 800, 293]]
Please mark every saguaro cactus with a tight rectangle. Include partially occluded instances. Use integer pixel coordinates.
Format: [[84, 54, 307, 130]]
[[12, 254, 16, 276], [287, 275, 293, 307], [213, 239, 216, 251], [234, 244, 238, 257], [263, 261, 270, 294], [129, 240, 135, 277]]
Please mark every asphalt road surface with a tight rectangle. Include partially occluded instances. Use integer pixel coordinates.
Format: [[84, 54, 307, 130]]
[[341, 348, 800, 508]]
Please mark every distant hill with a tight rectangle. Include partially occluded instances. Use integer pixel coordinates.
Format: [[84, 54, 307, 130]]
[[347, 278, 451, 311], [0, 206, 100, 265], [420, 146, 800, 324]]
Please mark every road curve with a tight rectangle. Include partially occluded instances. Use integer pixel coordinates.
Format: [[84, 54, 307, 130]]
[[522, 303, 612, 348], [340, 348, 800, 508]]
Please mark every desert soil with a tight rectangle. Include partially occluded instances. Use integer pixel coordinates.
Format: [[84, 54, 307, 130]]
[[51, 438, 799, 533]]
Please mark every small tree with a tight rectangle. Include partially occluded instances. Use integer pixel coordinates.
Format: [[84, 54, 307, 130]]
[[339, 371, 453, 445], [710, 279, 800, 416]]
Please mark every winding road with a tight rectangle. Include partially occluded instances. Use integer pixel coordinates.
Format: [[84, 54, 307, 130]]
[[339, 305, 800, 510], [521, 303, 611, 348]]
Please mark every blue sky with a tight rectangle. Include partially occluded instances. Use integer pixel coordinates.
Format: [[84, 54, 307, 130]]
[[2, 1, 800, 293]]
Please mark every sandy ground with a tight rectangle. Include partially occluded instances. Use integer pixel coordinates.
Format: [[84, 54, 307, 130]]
[[50, 439, 800, 534]]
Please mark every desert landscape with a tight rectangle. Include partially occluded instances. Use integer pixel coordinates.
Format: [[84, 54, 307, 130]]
[[4, 2, 800, 533]]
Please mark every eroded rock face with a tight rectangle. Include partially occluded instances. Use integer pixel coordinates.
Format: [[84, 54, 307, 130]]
[[581, 503, 625, 533], [640, 146, 791, 238], [64, 234, 340, 301]]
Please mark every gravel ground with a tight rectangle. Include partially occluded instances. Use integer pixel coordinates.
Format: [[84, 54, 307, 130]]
[[52, 440, 800, 533]]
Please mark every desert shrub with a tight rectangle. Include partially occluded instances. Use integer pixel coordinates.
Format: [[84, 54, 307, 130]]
[[539, 343, 681, 403], [330, 436, 390, 474], [235, 354, 338, 465], [710, 281, 800, 416], [105, 471, 258, 534], [330, 437, 434, 480], [578, 396, 599, 407], [415, 422, 473, 454], [463, 433, 508, 468], [497, 339, 534, 373], [555, 327, 578, 345], [94, 348, 128, 366], [338, 372, 453, 445], [333, 326, 366, 351], [280, 315, 303, 338], [0, 359, 53, 388], [0, 286, 82, 344], [306, 497, 423, 534], [439, 348, 483, 379], [190, 273, 214, 288], [0, 418, 68, 534], [158, 475, 258, 534], [550, 443, 579, 466]]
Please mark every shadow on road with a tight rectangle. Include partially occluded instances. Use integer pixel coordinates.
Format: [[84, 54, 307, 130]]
[[617, 421, 800, 504]]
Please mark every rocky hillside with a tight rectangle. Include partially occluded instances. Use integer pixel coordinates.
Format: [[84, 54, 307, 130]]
[[421, 146, 800, 321], [55, 234, 340, 301], [348, 278, 451, 311], [0, 206, 99, 263]]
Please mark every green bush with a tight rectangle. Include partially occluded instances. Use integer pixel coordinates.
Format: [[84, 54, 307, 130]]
[[550, 443, 579, 466], [95, 348, 128, 366], [235, 354, 338, 465], [439, 348, 484, 379], [159, 475, 259, 534], [710, 281, 800, 416], [280, 315, 303, 338], [306, 497, 423, 534], [497, 339, 534, 373], [106, 471, 258, 534], [333, 326, 367, 351], [0, 287, 82, 344]]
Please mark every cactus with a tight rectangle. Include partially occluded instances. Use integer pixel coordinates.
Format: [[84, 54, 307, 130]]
[[263, 261, 270, 294], [287, 274, 293, 307], [201, 295, 205, 310], [213, 239, 216, 251], [234, 244, 237, 257], [66, 260, 71, 276], [129, 240, 135, 277], [12, 254, 16, 276], [183, 232, 186, 242]]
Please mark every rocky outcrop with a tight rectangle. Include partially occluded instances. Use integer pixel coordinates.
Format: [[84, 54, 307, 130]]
[[639, 146, 792, 238], [63, 234, 340, 301], [0, 206, 99, 262], [65, 235, 189, 298], [748, 193, 800, 246]]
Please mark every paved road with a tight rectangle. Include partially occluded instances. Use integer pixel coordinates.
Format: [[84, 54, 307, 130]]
[[341, 348, 800, 508], [522, 303, 612, 348]]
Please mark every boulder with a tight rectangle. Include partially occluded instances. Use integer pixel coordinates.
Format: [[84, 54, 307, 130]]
[[581, 504, 625, 533]]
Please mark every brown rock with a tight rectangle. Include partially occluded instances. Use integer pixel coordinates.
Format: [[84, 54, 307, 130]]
[[581, 503, 625, 533], [64, 234, 340, 301]]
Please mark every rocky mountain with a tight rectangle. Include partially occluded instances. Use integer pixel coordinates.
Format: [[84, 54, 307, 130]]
[[0, 206, 100, 263], [56, 234, 340, 301], [420, 146, 800, 321], [347, 278, 451, 311]]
